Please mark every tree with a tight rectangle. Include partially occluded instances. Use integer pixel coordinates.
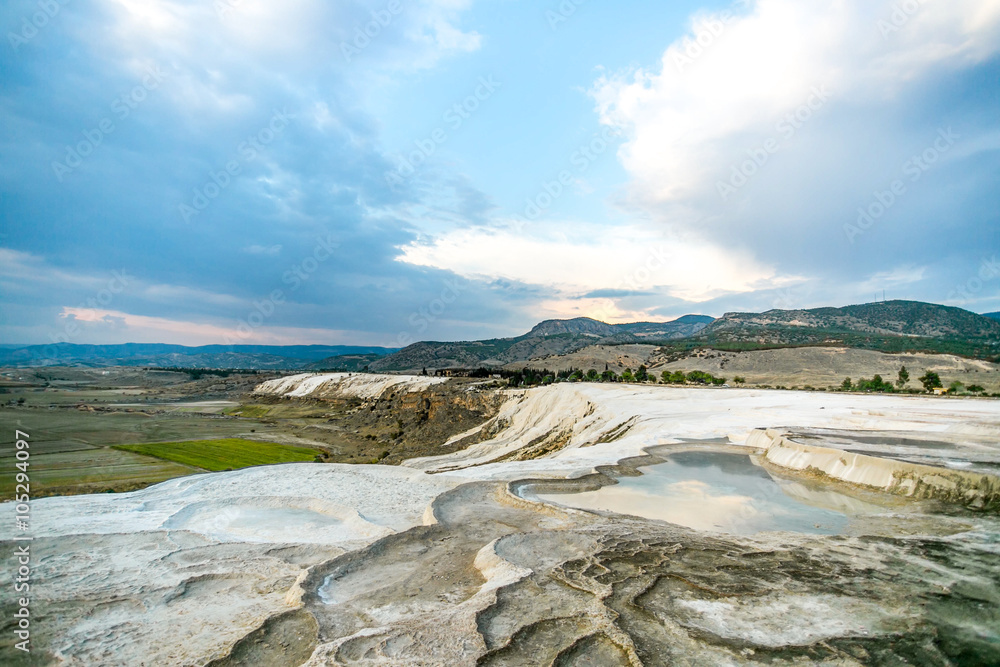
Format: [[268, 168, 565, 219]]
[[841, 378, 853, 391], [918, 371, 942, 392], [896, 365, 909, 388], [601, 370, 616, 382], [686, 370, 714, 385], [635, 365, 648, 382], [669, 371, 687, 384], [660, 370, 671, 383], [733, 376, 746, 385], [856, 375, 893, 392], [621, 369, 634, 382], [967, 384, 985, 393], [586, 368, 598, 381], [947, 381, 964, 394]]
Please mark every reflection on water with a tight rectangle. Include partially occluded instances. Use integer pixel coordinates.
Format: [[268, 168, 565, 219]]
[[537, 451, 868, 535]]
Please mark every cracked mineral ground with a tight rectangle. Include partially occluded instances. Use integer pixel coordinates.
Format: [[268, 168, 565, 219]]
[[2, 373, 999, 665]]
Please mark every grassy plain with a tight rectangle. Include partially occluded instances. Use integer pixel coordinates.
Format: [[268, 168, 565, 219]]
[[113, 438, 319, 471]]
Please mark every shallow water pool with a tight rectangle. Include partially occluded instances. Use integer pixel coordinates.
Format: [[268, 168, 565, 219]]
[[536, 450, 878, 535]]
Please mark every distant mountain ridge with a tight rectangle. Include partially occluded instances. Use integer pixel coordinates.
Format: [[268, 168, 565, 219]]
[[0, 343, 397, 369], [704, 301, 1000, 340], [370, 314, 716, 372], [3, 301, 996, 370], [372, 301, 1000, 371], [525, 315, 714, 339]]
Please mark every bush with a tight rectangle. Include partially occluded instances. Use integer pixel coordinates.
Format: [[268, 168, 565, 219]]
[[685, 371, 714, 385], [855, 374, 894, 392]]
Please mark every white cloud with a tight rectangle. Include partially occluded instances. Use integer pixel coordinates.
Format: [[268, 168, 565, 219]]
[[396, 221, 790, 304], [591, 0, 1000, 208], [58, 308, 384, 346]]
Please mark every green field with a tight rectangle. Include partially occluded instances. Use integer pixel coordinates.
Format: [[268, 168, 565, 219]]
[[0, 447, 198, 498], [113, 438, 319, 471]]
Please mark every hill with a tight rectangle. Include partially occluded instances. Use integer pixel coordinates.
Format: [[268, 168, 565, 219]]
[[688, 301, 1000, 360], [704, 301, 1000, 340], [985, 312, 1000, 322], [373, 301, 999, 372], [525, 317, 617, 337], [370, 314, 715, 372]]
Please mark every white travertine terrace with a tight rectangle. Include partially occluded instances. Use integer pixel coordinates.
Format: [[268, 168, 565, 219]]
[[6, 379, 1000, 664], [254, 372, 449, 400], [404, 384, 1000, 481]]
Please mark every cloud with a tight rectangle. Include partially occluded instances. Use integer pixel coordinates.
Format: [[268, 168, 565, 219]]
[[556, 0, 1000, 321], [395, 221, 795, 319], [58, 307, 387, 346], [0, 0, 528, 345], [591, 0, 1000, 210]]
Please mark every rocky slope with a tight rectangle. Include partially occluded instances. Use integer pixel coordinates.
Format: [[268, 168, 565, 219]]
[[248, 373, 506, 465]]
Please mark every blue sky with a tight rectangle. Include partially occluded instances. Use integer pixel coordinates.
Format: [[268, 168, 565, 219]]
[[1, 0, 998, 346]]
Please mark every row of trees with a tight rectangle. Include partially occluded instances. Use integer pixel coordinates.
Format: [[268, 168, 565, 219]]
[[486, 363, 989, 395], [502, 365, 728, 388], [840, 366, 987, 394]]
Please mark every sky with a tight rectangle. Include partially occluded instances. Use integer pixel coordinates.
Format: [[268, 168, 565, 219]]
[[1, 0, 998, 347]]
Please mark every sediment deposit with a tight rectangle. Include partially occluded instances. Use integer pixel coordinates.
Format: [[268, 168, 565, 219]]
[[3, 375, 999, 665]]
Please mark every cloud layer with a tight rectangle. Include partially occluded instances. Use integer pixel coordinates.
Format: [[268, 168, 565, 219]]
[[2, 0, 998, 345]]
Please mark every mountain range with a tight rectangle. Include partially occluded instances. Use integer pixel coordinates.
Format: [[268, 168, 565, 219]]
[[370, 301, 1000, 372], [1, 301, 997, 370]]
